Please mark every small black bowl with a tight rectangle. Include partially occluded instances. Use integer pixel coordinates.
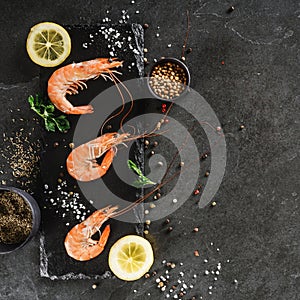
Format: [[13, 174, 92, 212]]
[[0, 186, 41, 254], [147, 57, 191, 101]]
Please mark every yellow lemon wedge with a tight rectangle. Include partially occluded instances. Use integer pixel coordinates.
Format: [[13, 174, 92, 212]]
[[108, 235, 154, 281], [26, 22, 71, 67]]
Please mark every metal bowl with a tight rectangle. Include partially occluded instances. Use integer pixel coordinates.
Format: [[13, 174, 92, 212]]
[[0, 186, 41, 254], [147, 57, 191, 101]]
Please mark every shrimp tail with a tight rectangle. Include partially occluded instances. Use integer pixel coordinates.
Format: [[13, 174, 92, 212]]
[[64, 104, 94, 115], [95, 224, 111, 254]]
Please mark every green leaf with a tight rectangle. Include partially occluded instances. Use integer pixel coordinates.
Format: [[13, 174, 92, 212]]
[[34, 94, 43, 107], [28, 95, 35, 107], [127, 160, 144, 177], [54, 115, 70, 132], [27, 94, 70, 133], [127, 160, 155, 187], [45, 105, 55, 113], [44, 118, 56, 132]]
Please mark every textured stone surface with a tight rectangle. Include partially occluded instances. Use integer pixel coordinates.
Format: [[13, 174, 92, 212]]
[[0, 0, 299, 299]]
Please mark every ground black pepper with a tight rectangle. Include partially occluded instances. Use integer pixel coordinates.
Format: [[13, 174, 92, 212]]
[[0, 191, 32, 244]]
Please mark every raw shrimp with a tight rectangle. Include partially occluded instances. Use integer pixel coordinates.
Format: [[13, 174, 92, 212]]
[[64, 205, 118, 261], [47, 58, 123, 114]]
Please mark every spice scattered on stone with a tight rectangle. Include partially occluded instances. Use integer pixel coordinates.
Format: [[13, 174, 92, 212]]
[[1, 130, 41, 190]]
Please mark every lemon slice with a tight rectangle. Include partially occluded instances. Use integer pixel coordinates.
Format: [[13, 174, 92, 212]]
[[108, 235, 154, 281], [26, 22, 71, 67]]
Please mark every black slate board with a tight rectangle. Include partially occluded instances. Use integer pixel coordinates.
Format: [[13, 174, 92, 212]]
[[39, 23, 145, 279]]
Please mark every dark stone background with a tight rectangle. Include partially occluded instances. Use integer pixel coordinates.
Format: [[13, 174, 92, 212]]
[[0, 0, 299, 299]]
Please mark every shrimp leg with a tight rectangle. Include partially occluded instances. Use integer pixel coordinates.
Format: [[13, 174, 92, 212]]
[[88, 147, 116, 180]]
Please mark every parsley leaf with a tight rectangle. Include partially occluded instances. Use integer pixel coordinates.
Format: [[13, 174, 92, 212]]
[[127, 160, 155, 187], [28, 94, 70, 133]]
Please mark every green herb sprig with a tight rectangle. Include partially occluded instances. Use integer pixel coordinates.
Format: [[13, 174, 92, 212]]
[[28, 94, 70, 132], [127, 159, 156, 188]]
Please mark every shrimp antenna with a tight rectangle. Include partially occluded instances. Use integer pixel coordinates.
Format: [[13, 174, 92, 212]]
[[99, 71, 126, 135], [181, 10, 191, 60], [110, 72, 135, 133]]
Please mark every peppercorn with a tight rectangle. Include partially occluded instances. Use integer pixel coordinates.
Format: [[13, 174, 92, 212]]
[[167, 226, 173, 232], [53, 142, 59, 148], [201, 153, 208, 160], [143, 23, 149, 29], [193, 227, 199, 232], [194, 189, 200, 195], [153, 141, 158, 147], [194, 250, 200, 256], [186, 47, 192, 54], [165, 218, 170, 224], [227, 5, 235, 13], [205, 171, 210, 177]]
